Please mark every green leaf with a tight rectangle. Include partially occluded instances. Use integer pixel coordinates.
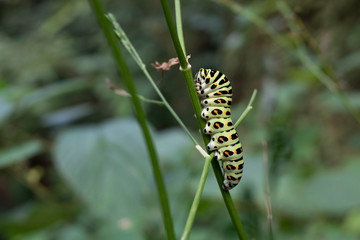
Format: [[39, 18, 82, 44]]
[[0, 140, 43, 169], [276, 159, 360, 216], [53, 118, 155, 239]]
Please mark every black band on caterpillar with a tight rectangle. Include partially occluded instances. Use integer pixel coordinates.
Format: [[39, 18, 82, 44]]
[[195, 68, 244, 190]]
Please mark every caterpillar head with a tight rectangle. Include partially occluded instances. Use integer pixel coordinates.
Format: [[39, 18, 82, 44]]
[[195, 68, 208, 81], [194, 70, 203, 91]]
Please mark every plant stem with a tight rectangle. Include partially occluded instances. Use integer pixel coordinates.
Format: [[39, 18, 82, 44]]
[[181, 153, 214, 240], [175, 0, 186, 55], [181, 90, 257, 240], [159, 0, 248, 238], [105, 78, 165, 105], [159, 0, 188, 69], [234, 89, 257, 128], [87, 1, 175, 239], [106, 14, 201, 148], [123, 94, 165, 105]]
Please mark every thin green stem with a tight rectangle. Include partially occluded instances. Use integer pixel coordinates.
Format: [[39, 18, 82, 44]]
[[106, 14, 145, 69], [175, 0, 186, 55], [234, 89, 257, 128], [181, 153, 213, 240], [135, 96, 164, 105], [106, 78, 165, 105], [88, 1, 175, 239], [159, 0, 248, 238], [159, 0, 188, 69], [107, 13, 200, 147], [119, 92, 165, 105], [181, 91, 257, 240]]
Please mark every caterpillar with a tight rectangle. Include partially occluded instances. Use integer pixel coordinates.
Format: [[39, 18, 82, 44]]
[[194, 68, 244, 190]]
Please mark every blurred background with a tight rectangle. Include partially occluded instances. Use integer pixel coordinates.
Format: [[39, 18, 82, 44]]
[[0, 0, 360, 239]]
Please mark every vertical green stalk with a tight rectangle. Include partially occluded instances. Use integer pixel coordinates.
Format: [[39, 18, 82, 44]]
[[159, 0, 248, 239], [159, 0, 188, 69], [88, 1, 175, 239], [181, 153, 214, 240], [175, 0, 186, 55]]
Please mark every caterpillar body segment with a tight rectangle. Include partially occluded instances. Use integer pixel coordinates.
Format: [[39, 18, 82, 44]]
[[214, 141, 243, 161], [222, 158, 244, 189], [203, 87, 232, 99], [203, 118, 234, 134], [195, 68, 223, 90], [201, 97, 232, 107], [195, 68, 244, 190], [200, 106, 231, 119], [198, 78, 231, 96], [207, 129, 239, 151], [195, 69, 232, 98]]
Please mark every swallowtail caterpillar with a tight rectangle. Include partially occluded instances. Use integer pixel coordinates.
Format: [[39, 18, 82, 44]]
[[194, 68, 244, 190]]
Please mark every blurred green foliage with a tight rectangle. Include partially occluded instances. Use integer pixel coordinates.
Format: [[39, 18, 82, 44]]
[[0, 0, 359, 239]]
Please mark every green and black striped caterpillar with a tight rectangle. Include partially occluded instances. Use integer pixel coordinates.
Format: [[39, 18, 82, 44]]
[[194, 68, 244, 190]]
